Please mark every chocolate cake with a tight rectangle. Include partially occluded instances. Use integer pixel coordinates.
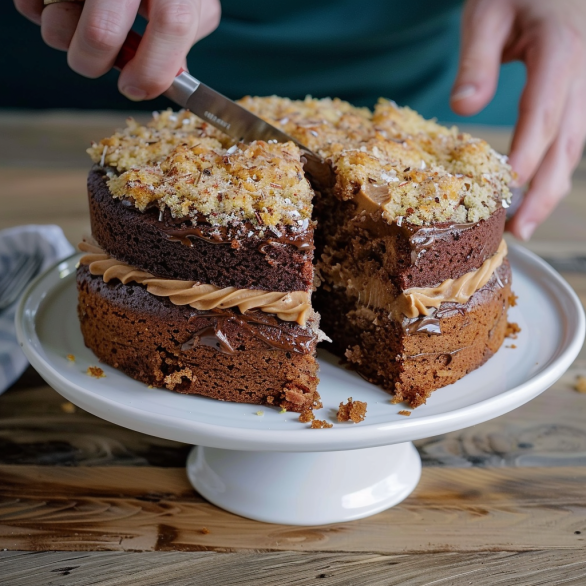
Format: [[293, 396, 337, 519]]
[[80, 111, 323, 412], [80, 99, 513, 410], [241, 97, 513, 407]]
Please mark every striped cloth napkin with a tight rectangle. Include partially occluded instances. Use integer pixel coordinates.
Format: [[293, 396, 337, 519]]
[[0, 225, 74, 395]]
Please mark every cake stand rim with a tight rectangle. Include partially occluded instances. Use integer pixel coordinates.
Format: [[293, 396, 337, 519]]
[[15, 243, 585, 452]]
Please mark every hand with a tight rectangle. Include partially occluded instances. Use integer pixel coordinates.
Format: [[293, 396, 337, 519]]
[[451, 0, 586, 240], [14, 0, 221, 101]]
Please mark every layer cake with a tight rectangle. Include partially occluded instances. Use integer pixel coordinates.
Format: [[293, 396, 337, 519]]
[[80, 99, 513, 410]]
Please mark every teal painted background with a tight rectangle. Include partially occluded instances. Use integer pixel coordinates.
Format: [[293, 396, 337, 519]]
[[2, 0, 524, 125]]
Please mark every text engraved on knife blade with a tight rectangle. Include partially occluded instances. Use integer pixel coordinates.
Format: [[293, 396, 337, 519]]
[[204, 111, 231, 129]]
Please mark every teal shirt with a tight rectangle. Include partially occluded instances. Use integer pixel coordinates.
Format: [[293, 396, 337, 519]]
[[188, 0, 525, 125]]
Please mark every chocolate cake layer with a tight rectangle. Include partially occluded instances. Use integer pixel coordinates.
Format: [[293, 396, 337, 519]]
[[316, 261, 512, 407], [315, 188, 506, 292], [88, 169, 314, 292], [77, 264, 320, 412]]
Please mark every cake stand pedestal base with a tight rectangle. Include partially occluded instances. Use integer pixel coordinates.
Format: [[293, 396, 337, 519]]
[[186, 442, 422, 525]]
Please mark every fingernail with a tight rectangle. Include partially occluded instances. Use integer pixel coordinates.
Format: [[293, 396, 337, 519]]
[[451, 84, 476, 102], [518, 221, 537, 241], [121, 86, 147, 101]]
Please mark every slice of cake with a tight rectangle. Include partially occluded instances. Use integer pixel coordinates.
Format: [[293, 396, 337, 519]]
[[243, 96, 513, 407], [81, 111, 322, 412]]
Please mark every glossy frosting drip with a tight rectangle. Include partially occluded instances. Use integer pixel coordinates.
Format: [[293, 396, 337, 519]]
[[78, 241, 312, 325], [182, 311, 315, 355], [398, 239, 508, 318]]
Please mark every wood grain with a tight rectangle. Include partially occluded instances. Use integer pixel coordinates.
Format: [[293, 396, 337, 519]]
[[1, 465, 586, 553], [2, 550, 586, 586]]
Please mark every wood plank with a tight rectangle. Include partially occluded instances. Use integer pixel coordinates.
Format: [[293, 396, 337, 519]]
[[0, 168, 90, 246], [0, 384, 191, 467], [2, 550, 586, 586], [1, 465, 586, 553], [0, 111, 150, 169]]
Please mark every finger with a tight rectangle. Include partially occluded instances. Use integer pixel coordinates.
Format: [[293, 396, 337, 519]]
[[14, 0, 43, 25], [118, 0, 201, 100], [508, 23, 582, 187], [508, 76, 586, 240], [197, 0, 221, 40], [41, 2, 83, 51], [451, 0, 514, 116], [67, 0, 140, 79]]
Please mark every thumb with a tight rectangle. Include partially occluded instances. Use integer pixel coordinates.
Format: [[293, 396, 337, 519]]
[[451, 0, 515, 116]]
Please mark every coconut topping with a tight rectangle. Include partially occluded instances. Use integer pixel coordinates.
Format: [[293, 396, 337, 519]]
[[87, 97, 512, 228]]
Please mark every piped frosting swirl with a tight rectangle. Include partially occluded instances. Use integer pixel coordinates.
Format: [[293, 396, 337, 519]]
[[78, 241, 312, 325], [328, 239, 507, 319], [397, 239, 508, 318]]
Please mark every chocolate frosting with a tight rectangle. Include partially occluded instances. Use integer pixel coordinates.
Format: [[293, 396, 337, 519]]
[[327, 239, 507, 320], [398, 240, 508, 318], [182, 310, 315, 355], [78, 241, 312, 325]]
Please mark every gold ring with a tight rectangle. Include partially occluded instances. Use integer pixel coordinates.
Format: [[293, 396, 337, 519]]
[[43, 0, 84, 5]]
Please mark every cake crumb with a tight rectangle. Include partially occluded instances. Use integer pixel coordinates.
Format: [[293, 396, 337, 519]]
[[284, 383, 309, 405], [311, 419, 333, 429], [60, 402, 76, 414], [298, 409, 315, 423], [313, 392, 323, 410], [345, 345, 363, 365], [279, 407, 287, 414], [66, 354, 75, 362], [256, 411, 264, 416], [200, 527, 210, 535], [148, 385, 154, 389], [574, 376, 586, 393], [398, 410, 411, 417], [86, 366, 105, 379], [164, 368, 194, 390], [505, 322, 521, 339], [506, 344, 517, 349], [508, 292, 518, 307], [337, 397, 367, 423]]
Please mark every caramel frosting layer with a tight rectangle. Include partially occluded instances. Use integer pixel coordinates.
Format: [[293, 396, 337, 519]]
[[328, 239, 507, 319], [398, 239, 508, 318], [78, 242, 312, 325]]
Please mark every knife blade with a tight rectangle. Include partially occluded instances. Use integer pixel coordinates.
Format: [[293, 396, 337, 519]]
[[115, 31, 332, 186]]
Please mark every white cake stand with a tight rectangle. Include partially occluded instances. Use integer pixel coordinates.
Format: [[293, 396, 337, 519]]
[[15, 243, 585, 525]]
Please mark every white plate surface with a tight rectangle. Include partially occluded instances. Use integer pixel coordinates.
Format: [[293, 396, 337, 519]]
[[16, 244, 585, 452]]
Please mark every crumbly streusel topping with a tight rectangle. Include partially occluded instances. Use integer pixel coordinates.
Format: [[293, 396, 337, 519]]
[[87, 110, 227, 172], [88, 109, 313, 229], [244, 96, 512, 225], [333, 100, 511, 224], [237, 95, 374, 159], [107, 141, 313, 228], [87, 98, 511, 227]]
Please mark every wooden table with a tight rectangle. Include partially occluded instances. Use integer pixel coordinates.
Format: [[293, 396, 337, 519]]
[[1, 112, 586, 585]]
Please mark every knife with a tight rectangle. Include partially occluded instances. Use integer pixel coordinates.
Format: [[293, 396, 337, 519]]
[[115, 31, 332, 186]]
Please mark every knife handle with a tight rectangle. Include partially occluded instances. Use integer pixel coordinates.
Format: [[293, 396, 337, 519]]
[[114, 29, 184, 77]]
